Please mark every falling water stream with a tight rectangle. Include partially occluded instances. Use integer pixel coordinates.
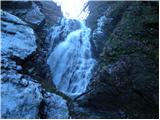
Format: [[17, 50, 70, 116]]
[[47, 0, 96, 97]]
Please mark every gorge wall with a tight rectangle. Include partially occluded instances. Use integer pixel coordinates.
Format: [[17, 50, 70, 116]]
[[76, 1, 159, 119], [1, 1, 69, 119]]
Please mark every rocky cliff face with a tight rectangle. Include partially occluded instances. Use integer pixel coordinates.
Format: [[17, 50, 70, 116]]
[[1, 1, 69, 119], [77, 1, 159, 119], [2, 0, 63, 92]]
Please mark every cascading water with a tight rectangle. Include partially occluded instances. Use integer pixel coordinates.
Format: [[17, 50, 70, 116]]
[[47, 19, 96, 96], [47, 0, 96, 97]]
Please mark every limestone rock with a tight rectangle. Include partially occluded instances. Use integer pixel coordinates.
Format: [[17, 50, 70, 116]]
[[1, 10, 37, 59], [42, 92, 69, 119], [1, 11, 69, 119], [1, 72, 43, 119]]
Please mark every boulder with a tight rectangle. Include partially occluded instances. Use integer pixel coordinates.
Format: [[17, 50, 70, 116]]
[[1, 10, 37, 59], [1, 69, 69, 119], [41, 92, 69, 119], [1, 72, 43, 119]]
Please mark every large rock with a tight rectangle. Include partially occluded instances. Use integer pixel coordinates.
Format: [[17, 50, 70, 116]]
[[80, 1, 159, 119], [1, 10, 37, 59], [1, 10, 40, 119], [1, 66, 69, 119], [1, 1, 63, 98], [1, 1, 62, 28], [1, 69, 69, 119], [1, 11, 69, 119], [41, 92, 69, 119], [1, 72, 43, 119]]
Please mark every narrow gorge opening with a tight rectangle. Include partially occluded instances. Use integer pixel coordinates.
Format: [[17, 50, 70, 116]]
[[47, 0, 96, 97]]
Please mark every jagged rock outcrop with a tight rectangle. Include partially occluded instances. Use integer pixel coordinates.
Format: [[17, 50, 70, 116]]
[[1, 10, 69, 119], [1, 1, 62, 28], [1, 10, 37, 59], [1, 0, 63, 92], [77, 1, 159, 119]]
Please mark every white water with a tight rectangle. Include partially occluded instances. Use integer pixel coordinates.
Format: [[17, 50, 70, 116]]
[[47, 19, 96, 96]]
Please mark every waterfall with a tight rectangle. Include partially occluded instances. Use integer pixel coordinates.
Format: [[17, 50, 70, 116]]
[[47, 18, 96, 97]]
